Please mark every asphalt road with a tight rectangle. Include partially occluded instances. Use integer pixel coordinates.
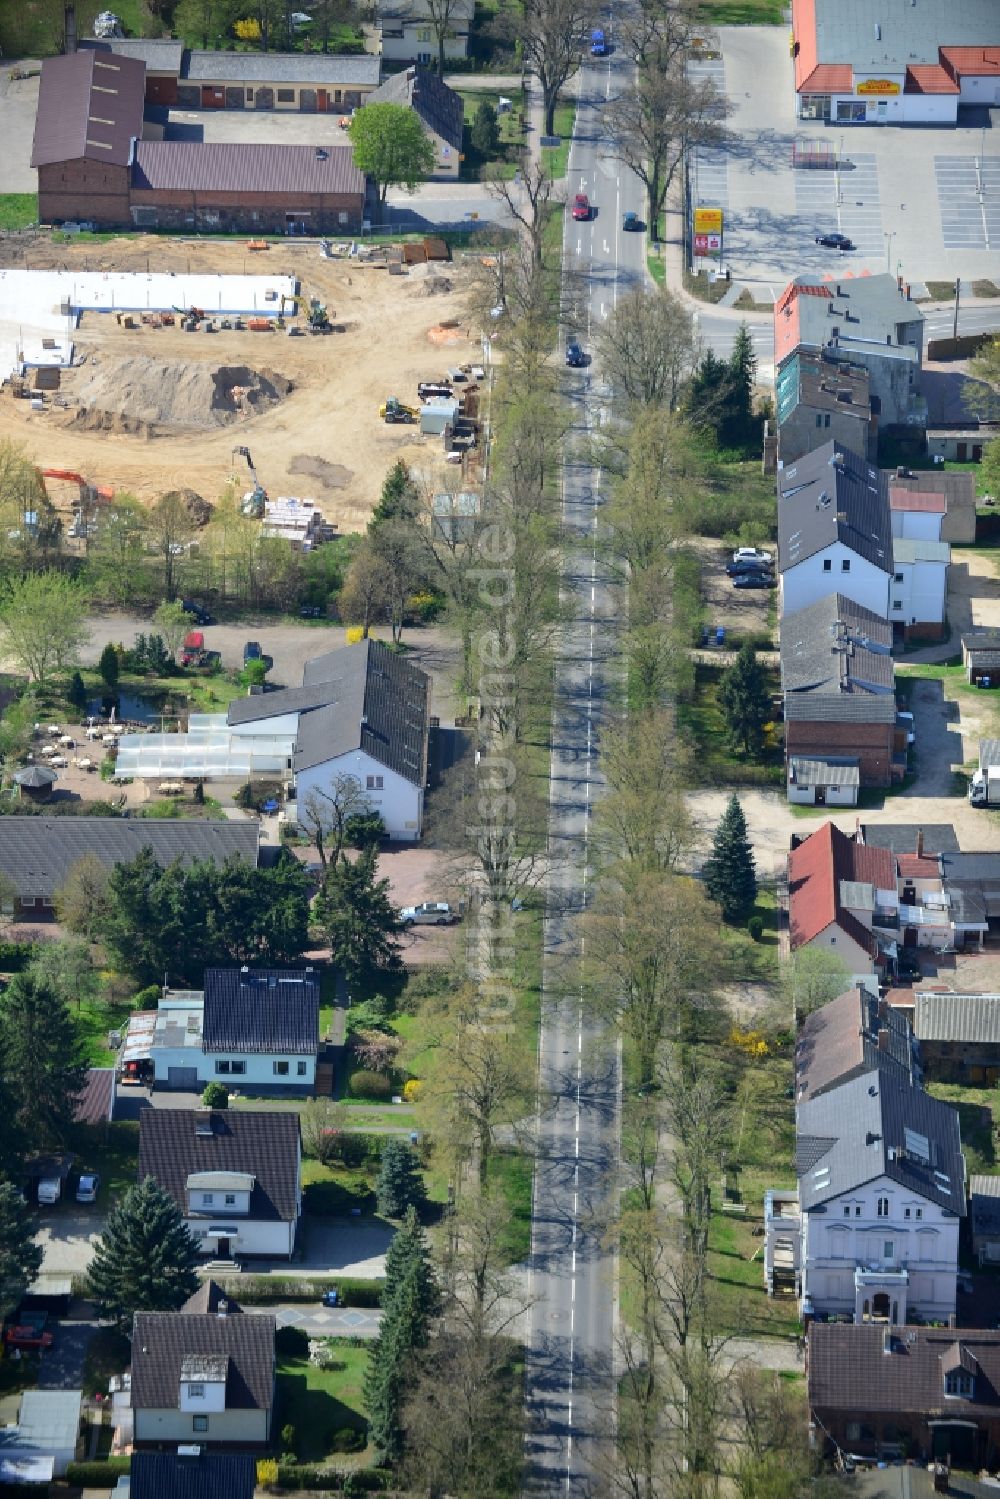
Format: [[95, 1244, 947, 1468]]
[[522, 16, 644, 1495]]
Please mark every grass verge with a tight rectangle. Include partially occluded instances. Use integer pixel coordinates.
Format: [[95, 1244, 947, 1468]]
[[0, 194, 38, 230], [697, 0, 785, 20], [487, 1149, 534, 1265], [541, 100, 577, 180]]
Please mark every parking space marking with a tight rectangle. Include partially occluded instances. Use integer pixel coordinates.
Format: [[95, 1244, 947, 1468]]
[[935, 155, 999, 249], [793, 152, 883, 258], [689, 56, 729, 217]]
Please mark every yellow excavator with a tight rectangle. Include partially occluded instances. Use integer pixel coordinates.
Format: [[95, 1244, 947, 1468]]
[[379, 396, 417, 425]]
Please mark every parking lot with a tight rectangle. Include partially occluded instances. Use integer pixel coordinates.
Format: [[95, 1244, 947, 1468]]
[[689, 26, 1000, 292]]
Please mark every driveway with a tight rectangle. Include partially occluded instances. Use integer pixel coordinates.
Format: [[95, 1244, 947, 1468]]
[[33, 1206, 105, 1278], [37, 1319, 99, 1391]]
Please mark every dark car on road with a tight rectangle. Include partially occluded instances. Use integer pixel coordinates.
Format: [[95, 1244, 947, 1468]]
[[566, 341, 587, 368], [622, 210, 642, 232], [815, 232, 854, 251], [733, 572, 774, 589]]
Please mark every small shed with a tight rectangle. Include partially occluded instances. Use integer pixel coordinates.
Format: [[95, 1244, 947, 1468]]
[[787, 756, 860, 807], [962, 631, 1000, 686], [914, 991, 1000, 1084], [420, 398, 459, 436], [0, 1390, 83, 1479], [12, 765, 57, 802], [971, 1175, 1000, 1265]]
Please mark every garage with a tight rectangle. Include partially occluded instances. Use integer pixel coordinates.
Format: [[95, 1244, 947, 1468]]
[[255, 87, 274, 110], [167, 1066, 198, 1089], [300, 88, 317, 112]]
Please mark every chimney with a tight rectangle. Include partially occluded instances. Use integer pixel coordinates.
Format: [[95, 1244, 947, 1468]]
[[916, 828, 924, 858], [878, 1027, 890, 1051], [64, 2, 77, 52], [878, 995, 889, 1020], [883, 1327, 893, 1355], [217, 1298, 229, 1318]]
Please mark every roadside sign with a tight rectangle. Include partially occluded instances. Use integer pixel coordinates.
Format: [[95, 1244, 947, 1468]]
[[692, 206, 724, 259]]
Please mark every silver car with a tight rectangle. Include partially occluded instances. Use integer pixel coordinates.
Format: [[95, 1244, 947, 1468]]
[[400, 901, 460, 926]]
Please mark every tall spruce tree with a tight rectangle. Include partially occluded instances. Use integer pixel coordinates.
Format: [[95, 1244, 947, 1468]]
[[375, 1141, 427, 1218], [312, 846, 403, 990], [703, 793, 758, 923], [0, 1182, 43, 1319], [364, 1207, 439, 1464], [0, 972, 87, 1147], [718, 641, 769, 758], [726, 320, 757, 449], [88, 1177, 200, 1329]]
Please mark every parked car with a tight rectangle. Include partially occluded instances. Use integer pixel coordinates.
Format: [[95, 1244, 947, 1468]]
[[590, 27, 606, 54], [37, 1177, 61, 1206], [300, 605, 324, 618], [715, 626, 726, 647], [815, 232, 854, 251], [726, 558, 772, 576], [572, 193, 591, 221], [182, 599, 214, 626], [566, 341, 587, 368], [244, 640, 263, 664], [5, 1314, 54, 1352], [76, 1173, 100, 1204], [622, 211, 642, 232], [733, 546, 772, 565], [733, 572, 774, 589], [321, 1289, 340, 1307], [400, 901, 460, 926]]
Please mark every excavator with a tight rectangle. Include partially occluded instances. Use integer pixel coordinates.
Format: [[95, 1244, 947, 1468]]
[[232, 446, 268, 517], [379, 396, 417, 425]]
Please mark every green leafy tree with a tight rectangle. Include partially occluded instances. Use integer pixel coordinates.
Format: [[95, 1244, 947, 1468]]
[[375, 1141, 427, 1218], [201, 1082, 229, 1109], [348, 103, 436, 205], [702, 793, 757, 923], [154, 600, 195, 663], [364, 1207, 439, 1463], [312, 847, 404, 991], [98, 642, 120, 691], [28, 939, 100, 1011], [0, 572, 89, 684], [786, 948, 850, 1022], [471, 100, 500, 159], [87, 1177, 200, 1329], [0, 972, 87, 1147], [54, 854, 112, 941], [0, 1183, 43, 1320], [718, 642, 769, 758], [67, 671, 88, 715]]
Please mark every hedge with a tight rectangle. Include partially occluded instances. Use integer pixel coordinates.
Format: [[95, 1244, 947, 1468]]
[[67, 1457, 132, 1483], [217, 1275, 383, 1308], [276, 1466, 390, 1492]]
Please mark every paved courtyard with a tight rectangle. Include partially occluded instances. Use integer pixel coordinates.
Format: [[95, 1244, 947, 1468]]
[[689, 27, 1000, 292]]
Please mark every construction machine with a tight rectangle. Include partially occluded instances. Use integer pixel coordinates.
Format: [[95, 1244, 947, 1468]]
[[308, 301, 333, 334], [232, 446, 268, 517], [380, 396, 417, 425]]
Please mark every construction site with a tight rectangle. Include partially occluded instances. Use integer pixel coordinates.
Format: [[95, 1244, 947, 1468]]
[[0, 233, 486, 533]]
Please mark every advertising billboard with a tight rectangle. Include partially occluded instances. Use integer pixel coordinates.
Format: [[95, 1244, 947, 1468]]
[[693, 206, 723, 258], [856, 78, 900, 95]]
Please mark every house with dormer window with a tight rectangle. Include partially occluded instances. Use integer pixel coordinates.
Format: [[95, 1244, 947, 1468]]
[[138, 1109, 301, 1261], [808, 1323, 1000, 1469]]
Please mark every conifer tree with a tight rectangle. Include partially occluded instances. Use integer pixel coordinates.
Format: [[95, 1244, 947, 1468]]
[[703, 793, 758, 923], [87, 1177, 200, 1329], [364, 1207, 439, 1463], [718, 641, 769, 757], [0, 1182, 43, 1319], [0, 972, 87, 1147], [375, 1141, 427, 1219]]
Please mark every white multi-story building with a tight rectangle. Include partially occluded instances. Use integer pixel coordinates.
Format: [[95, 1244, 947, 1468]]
[[375, 0, 475, 66], [778, 443, 893, 620]]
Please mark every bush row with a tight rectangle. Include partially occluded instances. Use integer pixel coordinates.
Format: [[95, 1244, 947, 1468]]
[[218, 1275, 383, 1307], [275, 1467, 390, 1492], [67, 1458, 131, 1483]]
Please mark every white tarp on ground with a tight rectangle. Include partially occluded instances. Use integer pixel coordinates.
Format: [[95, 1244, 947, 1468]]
[[0, 268, 298, 383]]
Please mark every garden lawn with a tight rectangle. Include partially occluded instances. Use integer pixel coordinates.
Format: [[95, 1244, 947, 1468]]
[[76, 1121, 140, 1206], [75, 999, 135, 1067], [457, 88, 525, 179], [677, 663, 785, 788], [302, 1157, 377, 1216], [927, 1082, 998, 1176], [277, 1342, 369, 1463], [707, 1204, 801, 1340], [0, 195, 37, 230]]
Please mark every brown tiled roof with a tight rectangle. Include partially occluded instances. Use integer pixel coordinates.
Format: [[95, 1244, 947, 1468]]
[[889, 489, 946, 513], [132, 1308, 275, 1411], [132, 141, 366, 197], [808, 1324, 1000, 1416], [138, 1109, 300, 1223], [905, 63, 960, 94], [798, 62, 853, 91], [795, 982, 917, 1103], [31, 51, 145, 168], [788, 822, 885, 956], [181, 1280, 243, 1316], [898, 853, 940, 878], [73, 1067, 114, 1126], [941, 46, 1000, 77]]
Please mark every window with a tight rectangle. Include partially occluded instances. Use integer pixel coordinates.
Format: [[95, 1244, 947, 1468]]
[[297, 1060, 308, 1076], [893, 600, 903, 611], [823, 558, 832, 572], [945, 1371, 974, 1399], [824, 413, 831, 427], [193, 1415, 209, 1433], [201, 1193, 213, 1206], [894, 572, 904, 583], [231, 1061, 246, 1076], [215, 1060, 231, 1075], [277, 88, 295, 102], [877, 1197, 889, 1217], [883, 1240, 894, 1260], [841, 559, 851, 572], [916, 1208, 922, 1220], [339, 211, 349, 225], [905, 1207, 911, 1219], [366, 774, 384, 790], [274, 1060, 290, 1077], [247, 89, 253, 100], [855, 1205, 862, 1217], [225, 1193, 236, 1206], [844, 1205, 851, 1217], [815, 415, 822, 427], [188, 1382, 205, 1398]]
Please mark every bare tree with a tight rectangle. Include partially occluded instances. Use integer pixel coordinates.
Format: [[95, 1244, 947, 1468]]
[[53, 854, 111, 941], [423, 0, 465, 76], [595, 285, 699, 408], [619, 0, 701, 74], [299, 774, 374, 868], [603, 64, 727, 243], [594, 708, 694, 874], [484, 157, 558, 268], [146, 491, 194, 599], [339, 544, 391, 637], [299, 1098, 349, 1164], [503, 0, 595, 136]]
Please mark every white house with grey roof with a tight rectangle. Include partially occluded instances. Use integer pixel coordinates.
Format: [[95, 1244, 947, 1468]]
[[778, 443, 893, 620], [787, 1071, 965, 1326]]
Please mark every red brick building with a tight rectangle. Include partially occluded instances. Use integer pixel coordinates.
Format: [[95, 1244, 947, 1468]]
[[30, 50, 146, 226]]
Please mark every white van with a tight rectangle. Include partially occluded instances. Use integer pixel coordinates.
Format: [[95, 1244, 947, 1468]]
[[37, 1177, 61, 1206]]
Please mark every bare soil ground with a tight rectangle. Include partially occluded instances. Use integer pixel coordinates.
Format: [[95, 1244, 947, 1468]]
[[0, 235, 482, 530]]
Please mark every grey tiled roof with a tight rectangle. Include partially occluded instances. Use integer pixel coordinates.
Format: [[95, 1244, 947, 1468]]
[[202, 967, 319, 1055], [784, 694, 897, 724], [788, 757, 860, 788], [183, 49, 380, 85], [181, 1279, 242, 1315], [915, 992, 1000, 1044], [778, 441, 892, 574], [796, 1070, 965, 1215], [0, 817, 259, 902], [84, 37, 185, 71], [789, 271, 924, 349], [129, 1452, 256, 1499], [808, 1323, 1000, 1422], [796, 983, 919, 1103], [782, 593, 892, 692], [366, 65, 464, 150], [859, 824, 960, 856], [138, 1109, 300, 1223], [131, 1308, 275, 1411]]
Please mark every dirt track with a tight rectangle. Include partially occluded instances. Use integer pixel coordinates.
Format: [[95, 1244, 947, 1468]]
[[0, 235, 481, 530]]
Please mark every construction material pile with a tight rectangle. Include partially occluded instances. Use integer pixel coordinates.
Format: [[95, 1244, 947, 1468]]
[[62, 356, 292, 435]]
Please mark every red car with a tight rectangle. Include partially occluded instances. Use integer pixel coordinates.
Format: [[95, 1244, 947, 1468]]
[[571, 193, 590, 221], [5, 1322, 54, 1351]]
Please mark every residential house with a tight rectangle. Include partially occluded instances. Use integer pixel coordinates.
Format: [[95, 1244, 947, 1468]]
[[138, 1109, 301, 1260], [795, 981, 921, 1104], [775, 352, 876, 465], [787, 821, 893, 972], [781, 593, 900, 798], [0, 817, 259, 918], [793, 1070, 965, 1325], [778, 442, 893, 620], [913, 992, 1000, 1084], [963, 633, 1000, 685], [120, 1450, 256, 1499], [890, 536, 951, 641], [132, 1285, 275, 1448], [116, 639, 431, 840], [807, 1324, 1000, 1469], [0, 1391, 82, 1483], [970, 1176, 1000, 1264], [374, 0, 475, 66], [892, 468, 977, 545], [122, 967, 320, 1093], [363, 66, 464, 178], [774, 275, 925, 431]]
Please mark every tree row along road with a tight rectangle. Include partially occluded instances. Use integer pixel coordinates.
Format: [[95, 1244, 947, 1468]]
[[521, 13, 647, 1493]]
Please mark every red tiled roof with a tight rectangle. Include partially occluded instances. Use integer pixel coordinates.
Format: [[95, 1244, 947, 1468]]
[[775, 280, 833, 365], [898, 853, 940, 879], [905, 63, 960, 95], [791, 0, 817, 92], [799, 63, 853, 93], [889, 488, 947, 513], [787, 822, 883, 957], [941, 46, 1000, 78]]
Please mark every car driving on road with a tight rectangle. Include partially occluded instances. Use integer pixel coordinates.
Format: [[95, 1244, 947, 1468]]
[[566, 341, 587, 368], [622, 211, 642, 232], [572, 194, 591, 221], [815, 232, 854, 251]]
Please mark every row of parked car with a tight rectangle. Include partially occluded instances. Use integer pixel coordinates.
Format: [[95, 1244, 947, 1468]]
[[726, 545, 775, 590]]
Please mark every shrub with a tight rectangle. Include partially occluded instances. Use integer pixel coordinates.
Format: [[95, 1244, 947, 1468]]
[[67, 1459, 132, 1483], [257, 1457, 280, 1489], [275, 1467, 390, 1492], [275, 1325, 309, 1358], [402, 1078, 422, 1102], [345, 626, 365, 645], [213, 1275, 383, 1307], [349, 1069, 392, 1101], [332, 1426, 367, 1452], [201, 1081, 230, 1110], [345, 811, 385, 849], [281, 1422, 297, 1455], [0, 942, 37, 973], [747, 915, 764, 942], [131, 983, 162, 1008]]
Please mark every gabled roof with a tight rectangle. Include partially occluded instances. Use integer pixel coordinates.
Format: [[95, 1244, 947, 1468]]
[[366, 65, 464, 151], [781, 593, 894, 717], [183, 49, 380, 85], [31, 50, 145, 168], [181, 1279, 242, 1316], [808, 1324, 1000, 1418], [796, 982, 919, 1103], [916, 992, 1000, 1045], [905, 63, 960, 94], [796, 1069, 965, 1214], [133, 141, 366, 197], [202, 967, 319, 1055], [858, 823, 960, 856], [778, 441, 892, 575], [229, 638, 430, 786], [129, 1452, 257, 1499], [132, 1307, 275, 1412], [138, 1109, 300, 1223], [787, 821, 891, 955], [84, 37, 186, 72], [0, 817, 259, 903], [942, 45, 1000, 77]]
